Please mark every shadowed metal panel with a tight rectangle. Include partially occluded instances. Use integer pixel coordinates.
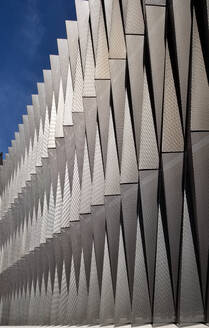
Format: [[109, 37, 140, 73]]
[[132, 217, 151, 324], [100, 234, 115, 324], [76, 250, 88, 324], [58, 263, 68, 324], [80, 215, 93, 292], [153, 210, 175, 323], [114, 226, 132, 324], [95, 80, 111, 170], [139, 170, 158, 305], [87, 242, 100, 324], [126, 35, 144, 158], [179, 195, 204, 323], [66, 254, 78, 324], [162, 152, 183, 302]]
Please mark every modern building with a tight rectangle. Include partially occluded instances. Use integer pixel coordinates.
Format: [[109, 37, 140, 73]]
[[0, 0, 208, 325]]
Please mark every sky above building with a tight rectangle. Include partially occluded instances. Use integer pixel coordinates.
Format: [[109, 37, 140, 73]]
[[0, 0, 76, 157]]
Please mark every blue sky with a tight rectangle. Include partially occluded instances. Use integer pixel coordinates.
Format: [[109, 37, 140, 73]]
[[0, 0, 76, 157]]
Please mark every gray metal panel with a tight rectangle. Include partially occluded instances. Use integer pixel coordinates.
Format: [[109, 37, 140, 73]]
[[108, 0, 126, 59], [89, 0, 101, 57], [75, 0, 89, 70], [55, 80, 65, 138], [109, 59, 126, 165], [120, 93, 138, 183], [63, 126, 76, 190], [145, 5, 166, 144], [105, 195, 120, 295], [139, 73, 159, 169], [92, 2, 110, 80], [91, 127, 105, 205], [50, 55, 61, 109], [172, 0, 191, 131], [57, 38, 69, 99], [70, 152, 81, 222], [63, 62, 73, 126], [55, 137, 66, 199], [80, 215, 93, 292], [126, 35, 144, 157], [191, 11, 209, 131], [105, 110, 120, 195], [83, 97, 97, 176], [80, 138, 92, 214], [92, 206, 106, 291], [70, 222, 81, 291], [72, 112, 85, 183], [32, 94, 41, 137], [43, 70, 53, 119], [72, 47, 84, 113], [122, 0, 144, 34], [48, 93, 57, 148], [179, 195, 204, 323], [83, 31, 96, 97], [153, 210, 175, 323], [191, 132, 209, 296], [121, 184, 138, 298], [162, 43, 184, 152], [65, 20, 79, 88], [146, 0, 166, 5]]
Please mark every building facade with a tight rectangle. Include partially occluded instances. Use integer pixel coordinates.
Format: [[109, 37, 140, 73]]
[[0, 0, 208, 325]]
